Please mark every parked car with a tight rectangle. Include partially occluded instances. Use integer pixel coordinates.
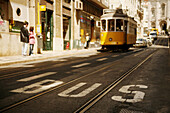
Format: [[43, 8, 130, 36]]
[[145, 37, 152, 46], [143, 33, 148, 37], [134, 38, 147, 47]]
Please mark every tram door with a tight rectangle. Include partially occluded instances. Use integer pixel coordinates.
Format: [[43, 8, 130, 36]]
[[124, 20, 128, 44]]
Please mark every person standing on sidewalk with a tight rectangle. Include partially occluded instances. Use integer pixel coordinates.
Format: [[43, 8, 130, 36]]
[[85, 33, 90, 49], [20, 21, 29, 56], [29, 26, 35, 56]]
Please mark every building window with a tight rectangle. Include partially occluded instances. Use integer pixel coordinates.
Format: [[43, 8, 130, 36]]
[[16, 8, 21, 16], [110, 4, 113, 9], [151, 22, 155, 28], [151, 8, 155, 17], [64, 0, 71, 3], [161, 3, 165, 16]]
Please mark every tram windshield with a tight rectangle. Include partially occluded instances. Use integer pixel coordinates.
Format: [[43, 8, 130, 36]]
[[102, 20, 106, 31], [116, 19, 123, 31], [108, 19, 115, 31]]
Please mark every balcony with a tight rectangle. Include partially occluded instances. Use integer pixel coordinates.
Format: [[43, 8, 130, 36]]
[[63, 2, 71, 9]]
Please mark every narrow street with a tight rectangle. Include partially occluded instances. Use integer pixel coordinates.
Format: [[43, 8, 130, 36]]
[[1, 0, 170, 112], [0, 38, 169, 113]]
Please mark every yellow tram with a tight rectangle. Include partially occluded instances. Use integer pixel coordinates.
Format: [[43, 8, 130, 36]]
[[100, 9, 137, 50]]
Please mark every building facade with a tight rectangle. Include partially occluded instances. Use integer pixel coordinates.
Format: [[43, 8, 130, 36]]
[[0, 0, 108, 56], [142, 0, 170, 35], [0, 0, 31, 56], [73, 0, 108, 49]]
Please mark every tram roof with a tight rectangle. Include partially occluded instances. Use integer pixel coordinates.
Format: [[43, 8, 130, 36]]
[[101, 9, 129, 18]]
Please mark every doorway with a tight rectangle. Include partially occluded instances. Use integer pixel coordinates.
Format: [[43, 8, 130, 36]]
[[90, 19, 94, 42], [41, 10, 53, 50], [63, 16, 71, 50]]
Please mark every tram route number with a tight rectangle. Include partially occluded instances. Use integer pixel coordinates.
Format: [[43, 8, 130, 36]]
[[11, 79, 148, 103]]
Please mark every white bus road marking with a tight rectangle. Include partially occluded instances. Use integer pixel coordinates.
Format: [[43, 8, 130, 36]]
[[112, 85, 148, 103], [96, 58, 108, 61], [11, 79, 63, 94], [58, 83, 101, 97], [17, 72, 57, 82], [72, 63, 90, 68]]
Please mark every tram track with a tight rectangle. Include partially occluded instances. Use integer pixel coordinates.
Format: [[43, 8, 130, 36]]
[[74, 51, 156, 113], [0, 48, 156, 113]]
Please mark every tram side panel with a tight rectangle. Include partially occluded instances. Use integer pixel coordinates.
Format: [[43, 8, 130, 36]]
[[100, 32, 125, 46], [127, 33, 136, 45], [100, 32, 136, 46]]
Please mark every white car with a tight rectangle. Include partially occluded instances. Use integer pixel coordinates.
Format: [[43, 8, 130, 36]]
[[134, 38, 147, 47]]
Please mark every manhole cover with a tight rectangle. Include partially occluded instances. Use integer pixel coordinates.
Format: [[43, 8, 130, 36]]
[[120, 108, 144, 113]]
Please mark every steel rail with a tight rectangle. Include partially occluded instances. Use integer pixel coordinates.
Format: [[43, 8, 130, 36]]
[[74, 51, 156, 113]]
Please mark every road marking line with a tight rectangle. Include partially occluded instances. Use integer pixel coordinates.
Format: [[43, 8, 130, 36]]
[[17, 72, 57, 82], [133, 49, 143, 52], [121, 53, 127, 55], [96, 58, 108, 61], [72, 63, 90, 68], [112, 55, 119, 57], [52, 59, 67, 61]]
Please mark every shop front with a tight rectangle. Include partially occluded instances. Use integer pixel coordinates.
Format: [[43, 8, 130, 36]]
[[40, 0, 54, 51], [78, 11, 100, 49], [41, 9, 53, 50]]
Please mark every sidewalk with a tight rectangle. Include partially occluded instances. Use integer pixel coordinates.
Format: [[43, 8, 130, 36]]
[[0, 48, 100, 66]]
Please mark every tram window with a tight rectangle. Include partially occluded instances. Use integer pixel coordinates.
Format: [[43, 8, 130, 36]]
[[116, 19, 123, 31], [108, 19, 115, 31], [102, 20, 106, 31]]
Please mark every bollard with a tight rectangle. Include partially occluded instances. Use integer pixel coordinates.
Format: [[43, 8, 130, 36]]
[[66, 42, 69, 50]]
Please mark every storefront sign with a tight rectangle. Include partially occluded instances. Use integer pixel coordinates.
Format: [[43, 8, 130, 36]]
[[9, 20, 23, 33], [81, 29, 84, 36], [36, 24, 42, 35], [40, 5, 46, 11]]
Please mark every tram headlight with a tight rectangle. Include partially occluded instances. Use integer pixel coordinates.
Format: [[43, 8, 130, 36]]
[[109, 38, 112, 41]]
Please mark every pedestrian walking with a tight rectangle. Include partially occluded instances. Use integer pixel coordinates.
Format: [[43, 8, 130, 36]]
[[85, 33, 90, 49], [29, 26, 35, 56], [20, 21, 29, 56]]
